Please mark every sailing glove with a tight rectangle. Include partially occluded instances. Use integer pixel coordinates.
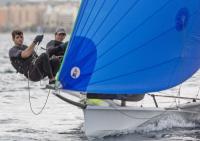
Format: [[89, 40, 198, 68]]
[[33, 35, 44, 45], [60, 41, 68, 49]]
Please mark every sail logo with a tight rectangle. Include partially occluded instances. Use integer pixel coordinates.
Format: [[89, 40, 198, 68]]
[[71, 67, 81, 79]]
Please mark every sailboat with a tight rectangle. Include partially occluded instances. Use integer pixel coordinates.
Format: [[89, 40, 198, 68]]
[[51, 0, 200, 137]]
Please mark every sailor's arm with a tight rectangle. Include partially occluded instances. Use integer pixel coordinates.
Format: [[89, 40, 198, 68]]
[[21, 35, 43, 58], [21, 42, 36, 58]]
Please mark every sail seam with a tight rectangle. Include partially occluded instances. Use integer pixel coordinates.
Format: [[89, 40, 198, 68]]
[[97, 0, 172, 59], [95, 0, 141, 47], [93, 9, 200, 73], [89, 57, 180, 85], [58, 0, 88, 80], [75, 0, 106, 57], [77, 0, 98, 39], [89, 0, 120, 40], [74, 0, 172, 66], [94, 27, 175, 73]]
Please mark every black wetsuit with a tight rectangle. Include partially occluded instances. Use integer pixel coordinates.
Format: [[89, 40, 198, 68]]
[[9, 45, 60, 82], [46, 40, 68, 58]]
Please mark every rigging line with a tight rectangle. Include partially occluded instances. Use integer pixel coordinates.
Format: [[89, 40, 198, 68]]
[[158, 91, 179, 96], [108, 104, 157, 120], [75, 0, 172, 64], [177, 84, 182, 105], [166, 11, 191, 91], [157, 91, 187, 108], [165, 9, 200, 91], [108, 97, 175, 120], [166, 34, 186, 94], [27, 72, 50, 115], [150, 93, 200, 101], [89, 57, 180, 86], [94, 26, 175, 73], [97, 0, 172, 59], [26, 43, 51, 115], [166, 58, 182, 93], [195, 87, 200, 99], [147, 93, 180, 110]]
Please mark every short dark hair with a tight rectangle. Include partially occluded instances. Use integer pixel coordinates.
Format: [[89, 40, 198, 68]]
[[12, 30, 23, 39]]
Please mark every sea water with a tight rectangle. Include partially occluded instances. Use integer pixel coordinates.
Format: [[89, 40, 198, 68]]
[[0, 33, 200, 141]]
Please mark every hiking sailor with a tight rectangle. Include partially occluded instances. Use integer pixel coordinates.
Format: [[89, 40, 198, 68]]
[[46, 27, 68, 60], [9, 30, 60, 85]]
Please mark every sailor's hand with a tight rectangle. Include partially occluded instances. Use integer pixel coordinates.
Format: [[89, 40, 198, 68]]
[[52, 55, 60, 59], [60, 41, 68, 49], [33, 35, 44, 45]]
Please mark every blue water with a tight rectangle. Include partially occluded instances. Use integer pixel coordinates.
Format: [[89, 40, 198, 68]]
[[1, 33, 200, 141]]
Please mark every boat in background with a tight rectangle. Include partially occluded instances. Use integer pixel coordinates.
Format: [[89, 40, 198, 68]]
[[50, 0, 200, 137]]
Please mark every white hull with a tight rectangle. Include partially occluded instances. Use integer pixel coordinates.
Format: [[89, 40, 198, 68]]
[[83, 102, 200, 137]]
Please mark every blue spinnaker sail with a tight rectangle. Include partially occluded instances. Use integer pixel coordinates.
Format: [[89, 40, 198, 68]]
[[58, 0, 200, 94]]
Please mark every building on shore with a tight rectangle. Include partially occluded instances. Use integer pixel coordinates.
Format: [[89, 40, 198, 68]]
[[0, 1, 80, 33], [43, 3, 78, 33], [0, 6, 8, 32]]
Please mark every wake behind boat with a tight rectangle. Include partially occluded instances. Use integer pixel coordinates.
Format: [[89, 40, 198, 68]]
[[46, 0, 200, 138]]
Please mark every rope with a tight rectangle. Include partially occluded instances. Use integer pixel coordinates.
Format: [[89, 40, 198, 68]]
[[106, 99, 173, 120], [195, 87, 200, 100], [26, 43, 51, 115], [27, 71, 50, 115]]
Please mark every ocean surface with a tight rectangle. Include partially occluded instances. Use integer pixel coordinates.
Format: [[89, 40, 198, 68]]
[[1, 33, 200, 141]]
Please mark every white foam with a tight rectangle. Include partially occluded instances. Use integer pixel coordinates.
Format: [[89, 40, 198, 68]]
[[136, 113, 196, 134]]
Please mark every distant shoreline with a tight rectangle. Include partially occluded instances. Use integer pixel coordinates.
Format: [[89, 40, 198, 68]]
[[0, 31, 71, 35]]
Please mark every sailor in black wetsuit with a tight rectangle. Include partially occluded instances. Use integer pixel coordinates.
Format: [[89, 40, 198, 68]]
[[46, 28, 68, 60], [9, 30, 59, 84]]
